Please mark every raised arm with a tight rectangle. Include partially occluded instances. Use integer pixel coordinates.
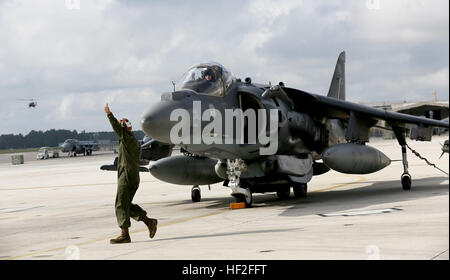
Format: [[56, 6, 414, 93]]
[[105, 104, 124, 139]]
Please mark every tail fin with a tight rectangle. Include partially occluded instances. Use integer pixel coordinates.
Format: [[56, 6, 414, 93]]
[[327, 51, 346, 100]]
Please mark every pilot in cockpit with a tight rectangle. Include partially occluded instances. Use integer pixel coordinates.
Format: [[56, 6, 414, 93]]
[[177, 62, 233, 96], [203, 68, 215, 82], [194, 68, 216, 92]]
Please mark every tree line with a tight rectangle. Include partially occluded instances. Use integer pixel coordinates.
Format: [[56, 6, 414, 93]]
[[0, 129, 146, 149]]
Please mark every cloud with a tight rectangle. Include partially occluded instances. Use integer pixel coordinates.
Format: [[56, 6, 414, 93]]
[[357, 0, 449, 43], [58, 94, 75, 120], [0, 0, 448, 134], [413, 67, 449, 89]]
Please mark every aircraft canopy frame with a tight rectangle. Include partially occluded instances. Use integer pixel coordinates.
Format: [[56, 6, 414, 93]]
[[176, 62, 234, 97]]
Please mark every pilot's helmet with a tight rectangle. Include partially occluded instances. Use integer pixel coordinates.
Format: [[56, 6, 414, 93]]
[[202, 68, 215, 81]]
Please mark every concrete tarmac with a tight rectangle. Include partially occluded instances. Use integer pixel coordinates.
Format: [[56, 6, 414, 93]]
[[0, 136, 448, 260]]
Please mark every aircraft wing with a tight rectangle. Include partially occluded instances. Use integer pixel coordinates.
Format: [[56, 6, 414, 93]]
[[78, 141, 100, 148], [141, 139, 174, 161], [78, 141, 99, 144], [284, 87, 449, 129], [100, 156, 150, 172], [100, 139, 173, 172]]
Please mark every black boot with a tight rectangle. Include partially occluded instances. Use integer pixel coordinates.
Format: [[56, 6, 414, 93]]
[[143, 217, 158, 239], [110, 228, 131, 244]]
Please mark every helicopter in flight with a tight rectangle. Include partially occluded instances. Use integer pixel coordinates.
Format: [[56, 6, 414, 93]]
[[18, 99, 38, 108]]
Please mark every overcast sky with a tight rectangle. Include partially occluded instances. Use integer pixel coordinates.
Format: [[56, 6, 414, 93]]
[[0, 0, 448, 135]]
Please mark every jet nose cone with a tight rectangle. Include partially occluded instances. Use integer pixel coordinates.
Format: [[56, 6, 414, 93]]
[[61, 142, 71, 152], [141, 100, 179, 143]]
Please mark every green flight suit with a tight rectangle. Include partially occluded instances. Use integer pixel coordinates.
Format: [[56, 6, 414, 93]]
[[108, 113, 147, 229]]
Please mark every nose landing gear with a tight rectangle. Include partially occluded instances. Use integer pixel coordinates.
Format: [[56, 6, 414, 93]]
[[227, 159, 253, 207]]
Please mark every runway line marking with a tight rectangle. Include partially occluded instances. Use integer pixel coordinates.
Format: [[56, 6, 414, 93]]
[[0, 180, 158, 191], [2, 176, 366, 260], [311, 176, 366, 193], [431, 248, 448, 260], [318, 207, 402, 217], [0, 206, 44, 214], [1, 209, 228, 260]]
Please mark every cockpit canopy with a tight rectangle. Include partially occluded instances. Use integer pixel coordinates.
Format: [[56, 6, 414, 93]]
[[176, 62, 234, 96]]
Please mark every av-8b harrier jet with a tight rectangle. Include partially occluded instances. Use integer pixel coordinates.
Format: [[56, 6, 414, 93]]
[[126, 52, 448, 207], [61, 139, 100, 156]]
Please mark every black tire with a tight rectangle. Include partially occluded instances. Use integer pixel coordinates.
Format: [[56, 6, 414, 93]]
[[293, 183, 307, 198], [401, 174, 411, 190], [234, 189, 253, 207], [191, 186, 201, 202], [276, 185, 291, 200]]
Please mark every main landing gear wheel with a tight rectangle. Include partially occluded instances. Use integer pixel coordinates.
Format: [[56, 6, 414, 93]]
[[399, 143, 412, 191], [276, 185, 291, 200], [233, 188, 252, 207], [191, 185, 201, 202], [293, 183, 307, 198], [401, 173, 411, 191]]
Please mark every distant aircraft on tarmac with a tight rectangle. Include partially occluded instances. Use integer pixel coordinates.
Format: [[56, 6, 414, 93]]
[[61, 139, 100, 156], [103, 52, 449, 206]]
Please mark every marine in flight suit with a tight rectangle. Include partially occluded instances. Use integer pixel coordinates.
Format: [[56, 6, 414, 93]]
[[105, 103, 157, 244]]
